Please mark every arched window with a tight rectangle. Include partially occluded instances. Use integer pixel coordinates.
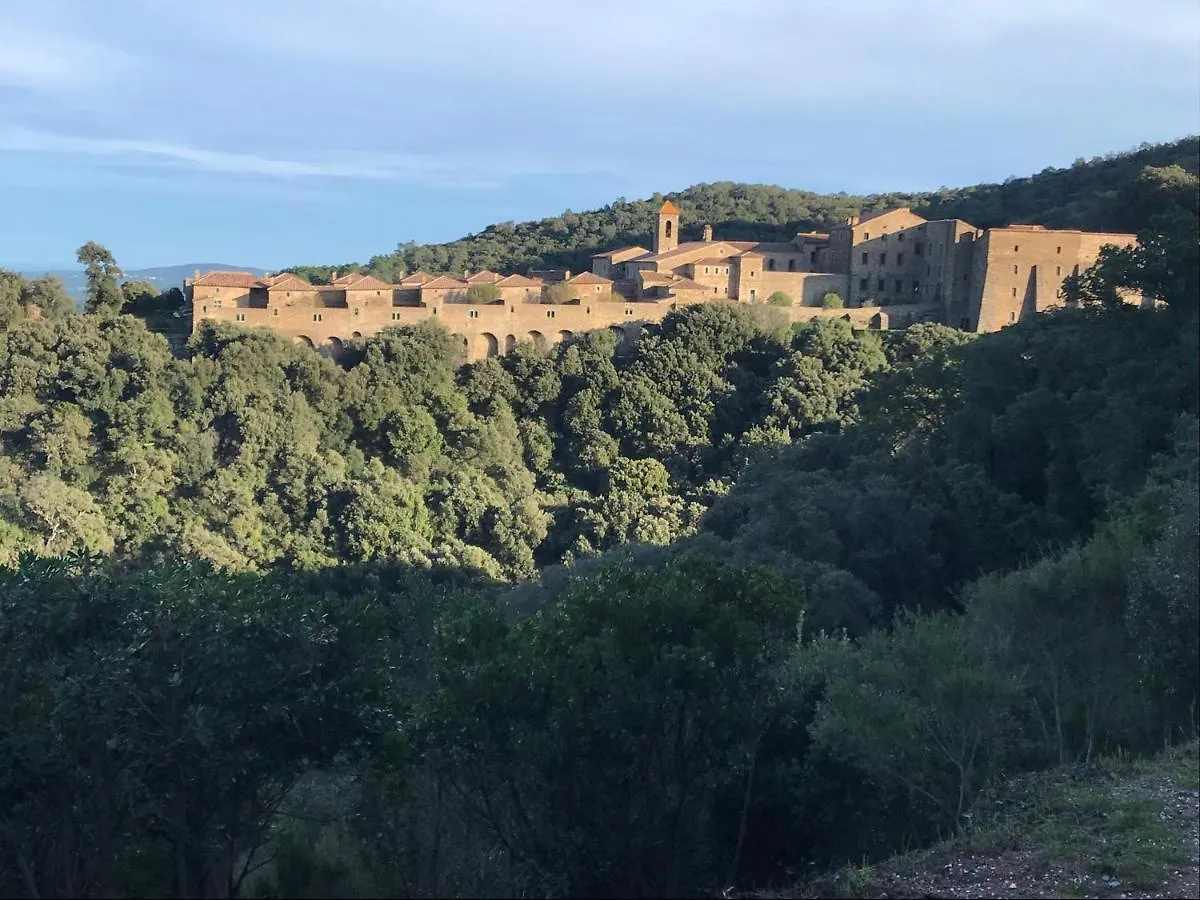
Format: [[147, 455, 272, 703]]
[[665, 220, 673, 238], [767, 258, 776, 271]]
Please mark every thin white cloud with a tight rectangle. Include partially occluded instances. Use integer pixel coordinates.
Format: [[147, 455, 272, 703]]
[[0, 126, 594, 188]]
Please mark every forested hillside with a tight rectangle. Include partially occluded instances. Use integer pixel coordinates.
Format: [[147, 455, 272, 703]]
[[0, 156, 1196, 898], [287, 136, 1199, 283]]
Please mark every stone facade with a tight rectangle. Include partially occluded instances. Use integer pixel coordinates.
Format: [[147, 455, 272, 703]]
[[188, 200, 1141, 361]]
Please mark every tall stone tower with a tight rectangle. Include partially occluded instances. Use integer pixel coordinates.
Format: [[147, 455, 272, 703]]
[[655, 200, 681, 254]]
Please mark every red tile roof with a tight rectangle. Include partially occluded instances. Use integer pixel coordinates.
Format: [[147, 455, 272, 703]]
[[421, 275, 468, 289], [262, 272, 314, 290], [339, 273, 394, 291], [192, 271, 261, 288], [466, 270, 503, 283], [567, 272, 613, 285], [400, 271, 435, 285], [659, 200, 681, 215], [495, 274, 543, 287]]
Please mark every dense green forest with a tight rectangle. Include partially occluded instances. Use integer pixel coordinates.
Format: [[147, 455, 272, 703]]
[[0, 154, 1197, 898], [286, 136, 1199, 283]]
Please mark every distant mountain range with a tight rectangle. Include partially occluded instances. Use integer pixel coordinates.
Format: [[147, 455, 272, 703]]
[[16, 264, 267, 303]]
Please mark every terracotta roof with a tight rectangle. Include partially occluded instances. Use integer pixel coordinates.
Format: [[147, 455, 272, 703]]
[[691, 257, 736, 267], [567, 272, 613, 285], [857, 207, 913, 224], [668, 278, 709, 292], [400, 271, 435, 285], [262, 272, 313, 290], [592, 245, 651, 263], [495, 274, 543, 287], [736, 249, 764, 258], [338, 273, 394, 291], [192, 271, 261, 288], [466, 270, 503, 283], [422, 275, 468, 289], [659, 200, 681, 215]]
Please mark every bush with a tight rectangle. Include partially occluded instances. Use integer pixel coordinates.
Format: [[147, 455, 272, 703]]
[[767, 291, 793, 307], [465, 283, 501, 304], [821, 292, 844, 309]]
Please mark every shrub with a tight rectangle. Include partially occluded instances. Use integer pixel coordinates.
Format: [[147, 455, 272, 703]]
[[767, 291, 793, 307], [465, 283, 501, 304], [821, 292, 844, 309]]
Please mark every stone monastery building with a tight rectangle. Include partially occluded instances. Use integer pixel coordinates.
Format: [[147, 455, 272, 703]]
[[189, 202, 1139, 361]]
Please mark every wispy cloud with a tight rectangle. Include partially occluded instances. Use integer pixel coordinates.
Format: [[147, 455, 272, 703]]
[[0, 126, 593, 188]]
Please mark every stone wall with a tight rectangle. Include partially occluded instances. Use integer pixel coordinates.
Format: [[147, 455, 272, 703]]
[[194, 296, 896, 362]]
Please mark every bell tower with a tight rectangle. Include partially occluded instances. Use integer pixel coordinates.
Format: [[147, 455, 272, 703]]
[[655, 200, 680, 254]]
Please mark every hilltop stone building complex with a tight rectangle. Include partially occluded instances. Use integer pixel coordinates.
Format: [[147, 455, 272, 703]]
[[188, 202, 1139, 360]]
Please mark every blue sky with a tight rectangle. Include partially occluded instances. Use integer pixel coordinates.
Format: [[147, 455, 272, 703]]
[[2, 0, 1198, 271]]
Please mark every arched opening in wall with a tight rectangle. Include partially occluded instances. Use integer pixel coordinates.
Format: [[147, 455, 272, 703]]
[[767, 258, 776, 271], [481, 332, 499, 357], [452, 334, 468, 359], [351, 331, 363, 338], [505, 334, 517, 353], [558, 330, 573, 345], [665, 220, 673, 238], [324, 336, 345, 358], [528, 330, 546, 351], [294, 335, 315, 348], [608, 325, 626, 350]]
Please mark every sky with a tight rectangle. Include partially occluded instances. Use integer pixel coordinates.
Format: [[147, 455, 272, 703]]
[[1, 0, 1198, 271]]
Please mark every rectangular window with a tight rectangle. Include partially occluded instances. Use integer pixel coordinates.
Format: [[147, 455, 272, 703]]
[[312, 313, 322, 322], [392, 312, 401, 320], [898, 233, 905, 242], [469, 309, 479, 318], [272, 308, 279, 317], [858, 278, 868, 291], [897, 253, 904, 264], [1014, 244, 1020, 252], [547, 310, 555, 318], [235, 313, 245, 322], [927, 265, 931, 276], [1013, 264, 1019, 274], [810, 251, 816, 264], [1056, 246, 1062, 254], [1011, 287, 1018, 297], [879, 253, 887, 265], [1056, 266, 1062, 276], [894, 279, 903, 293], [912, 281, 920, 294], [877, 278, 885, 291], [861, 252, 869, 264], [625, 308, 633, 315], [864, 232, 870, 240], [704, 267, 710, 274], [354, 307, 360, 316], [881, 233, 888, 242], [915, 242, 923, 256]]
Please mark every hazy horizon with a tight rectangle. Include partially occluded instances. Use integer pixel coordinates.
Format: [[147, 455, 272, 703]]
[[3, 0, 1199, 270]]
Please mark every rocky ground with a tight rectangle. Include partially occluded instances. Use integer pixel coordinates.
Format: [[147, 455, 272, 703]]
[[783, 741, 1199, 900]]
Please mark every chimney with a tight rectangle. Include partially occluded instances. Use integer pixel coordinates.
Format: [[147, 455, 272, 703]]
[[464, 269, 470, 278], [193, 269, 200, 280], [563, 270, 571, 281], [331, 270, 338, 281], [702, 224, 713, 242]]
